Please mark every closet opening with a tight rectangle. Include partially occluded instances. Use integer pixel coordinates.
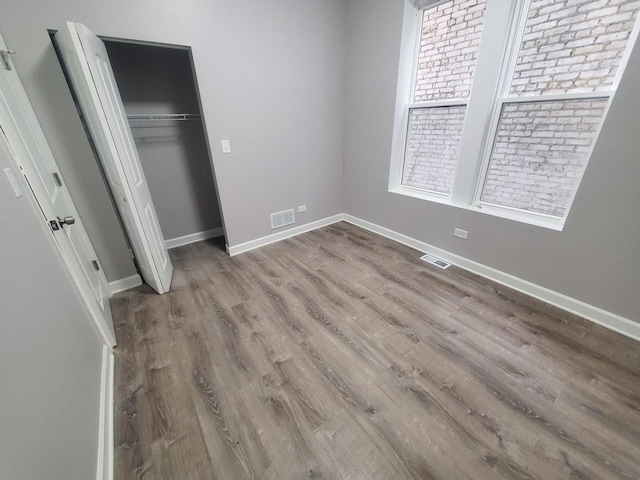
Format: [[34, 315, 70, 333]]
[[103, 39, 226, 251], [51, 31, 226, 291]]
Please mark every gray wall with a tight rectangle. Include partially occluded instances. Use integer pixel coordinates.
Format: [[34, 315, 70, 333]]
[[0, 0, 346, 282], [344, 0, 640, 321], [0, 145, 104, 479], [1, 0, 636, 321], [105, 41, 223, 242]]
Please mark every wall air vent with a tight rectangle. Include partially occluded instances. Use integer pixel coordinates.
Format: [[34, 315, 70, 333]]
[[270, 209, 295, 230], [420, 253, 451, 269]]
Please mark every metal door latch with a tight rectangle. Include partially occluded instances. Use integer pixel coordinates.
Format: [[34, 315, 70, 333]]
[[49, 216, 76, 232], [1, 50, 16, 71], [57, 215, 76, 227]]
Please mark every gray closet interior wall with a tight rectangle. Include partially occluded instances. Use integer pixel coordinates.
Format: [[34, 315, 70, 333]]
[[104, 41, 223, 243]]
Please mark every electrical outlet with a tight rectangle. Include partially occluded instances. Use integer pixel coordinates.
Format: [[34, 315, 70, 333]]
[[297, 205, 307, 213], [454, 228, 468, 239], [221, 139, 231, 154]]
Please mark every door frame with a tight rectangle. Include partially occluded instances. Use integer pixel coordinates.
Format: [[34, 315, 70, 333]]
[[0, 117, 116, 347]]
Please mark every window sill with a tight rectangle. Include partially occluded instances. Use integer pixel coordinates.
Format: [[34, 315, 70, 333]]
[[389, 185, 453, 206], [389, 186, 566, 232], [470, 203, 565, 231]]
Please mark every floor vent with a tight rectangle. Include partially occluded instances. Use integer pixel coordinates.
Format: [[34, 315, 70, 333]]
[[420, 253, 451, 269], [270, 209, 295, 230]]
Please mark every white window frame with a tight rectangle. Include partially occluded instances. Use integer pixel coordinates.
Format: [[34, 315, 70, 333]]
[[389, 0, 640, 231]]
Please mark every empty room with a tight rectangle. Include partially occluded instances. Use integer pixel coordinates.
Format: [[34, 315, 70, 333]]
[[1, 0, 639, 479]]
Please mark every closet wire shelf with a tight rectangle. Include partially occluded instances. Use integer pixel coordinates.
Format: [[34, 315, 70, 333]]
[[127, 113, 201, 128]]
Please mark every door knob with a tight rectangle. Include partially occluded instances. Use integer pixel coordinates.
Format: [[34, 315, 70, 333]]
[[57, 216, 76, 227]]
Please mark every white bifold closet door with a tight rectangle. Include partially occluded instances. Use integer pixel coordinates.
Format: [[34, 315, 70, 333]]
[[55, 22, 173, 294]]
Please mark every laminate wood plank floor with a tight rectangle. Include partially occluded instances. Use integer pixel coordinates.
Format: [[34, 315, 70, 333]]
[[112, 222, 640, 480]]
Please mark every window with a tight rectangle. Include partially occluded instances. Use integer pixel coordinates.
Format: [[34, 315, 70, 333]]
[[390, 0, 640, 229], [402, 0, 488, 195]]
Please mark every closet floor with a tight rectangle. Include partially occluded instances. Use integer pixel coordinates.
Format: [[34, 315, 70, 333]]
[[112, 222, 640, 480]]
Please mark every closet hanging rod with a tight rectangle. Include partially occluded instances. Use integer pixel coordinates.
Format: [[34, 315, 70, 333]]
[[127, 113, 201, 128]]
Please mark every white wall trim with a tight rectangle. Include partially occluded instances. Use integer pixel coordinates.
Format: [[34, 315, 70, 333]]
[[96, 346, 114, 480], [109, 228, 226, 295], [165, 227, 225, 250], [227, 214, 345, 256], [342, 214, 640, 342], [108, 274, 142, 295]]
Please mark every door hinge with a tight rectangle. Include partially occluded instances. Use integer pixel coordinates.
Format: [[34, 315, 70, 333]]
[[91, 260, 101, 271], [52, 172, 63, 186], [1, 50, 16, 71]]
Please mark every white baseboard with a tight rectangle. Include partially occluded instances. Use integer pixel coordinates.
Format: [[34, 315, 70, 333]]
[[96, 346, 114, 480], [227, 214, 344, 256], [108, 274, 142, 295], [107, 229, 225, 295], [165, 227, 225, 250], [342, 214, 640, 342], [196, 212, 640, 341]]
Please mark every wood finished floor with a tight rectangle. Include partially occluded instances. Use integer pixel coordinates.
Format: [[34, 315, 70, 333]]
[[112, 222, 640, 480]]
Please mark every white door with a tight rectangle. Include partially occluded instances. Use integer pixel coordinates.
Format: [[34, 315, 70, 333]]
[[0, 33, 115, 347], [54, 22, 173, 294]]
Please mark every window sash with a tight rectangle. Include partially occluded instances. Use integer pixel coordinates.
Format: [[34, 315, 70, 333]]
[[475, 94, 611, 218], [402, 104, 469, 195]]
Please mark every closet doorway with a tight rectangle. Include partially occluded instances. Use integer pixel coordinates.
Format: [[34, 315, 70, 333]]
[[102, 39, 225, 252]]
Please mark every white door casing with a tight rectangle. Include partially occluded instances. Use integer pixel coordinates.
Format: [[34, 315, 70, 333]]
[[54, 22, 173, 294], [0, 33, 115, 347]]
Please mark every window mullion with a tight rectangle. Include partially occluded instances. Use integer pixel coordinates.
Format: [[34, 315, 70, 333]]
[[450, 0, 522, 205], [466, 0, 528, 207]]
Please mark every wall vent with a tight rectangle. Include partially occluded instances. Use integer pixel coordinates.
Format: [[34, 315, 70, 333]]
[[270, 209, 295, 230], [420, 253, 451, 269]]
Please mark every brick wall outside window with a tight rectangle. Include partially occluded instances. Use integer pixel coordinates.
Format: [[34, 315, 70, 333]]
[[414, 0, 488, 102], [510, 0, 640, 96], [403, 106, 466, 194]]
